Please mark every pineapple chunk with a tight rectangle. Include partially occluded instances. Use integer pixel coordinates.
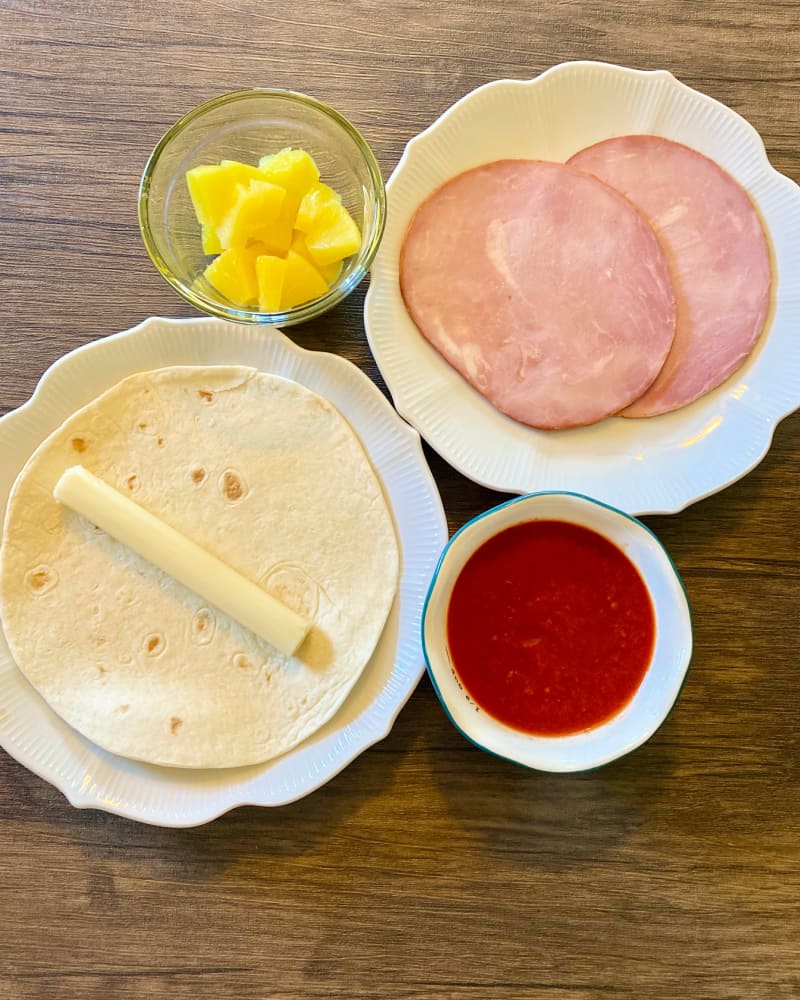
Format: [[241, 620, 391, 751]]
[[255, 255, 287, 313], [280, 249, 330, 309], [258, 148, 320, 198], [217, 180, 286, 250], [294, 182, 342, 233], [219, 160, 264, 178], [202, 244, 264, 307], [304, 201, 361, 266], [201, 225, 221, 255], [290, 232, 342, 285], [252, 192, 300, 256], [187, 148, 359, 311], [186, 161, 264, 253]]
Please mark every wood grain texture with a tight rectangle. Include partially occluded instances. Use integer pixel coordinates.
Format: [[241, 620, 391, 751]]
[[2, 1, 800, 997]]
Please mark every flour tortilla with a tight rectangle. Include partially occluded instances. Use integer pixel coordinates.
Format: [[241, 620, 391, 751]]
[[0, 366, 399, 768]]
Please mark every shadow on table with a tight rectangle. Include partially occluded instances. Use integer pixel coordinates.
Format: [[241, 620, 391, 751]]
[[62, 695, 420, 880], [426, 725, 680, 873]]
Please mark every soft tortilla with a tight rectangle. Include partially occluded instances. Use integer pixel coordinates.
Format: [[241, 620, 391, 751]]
[[0, 366, 399, 768]]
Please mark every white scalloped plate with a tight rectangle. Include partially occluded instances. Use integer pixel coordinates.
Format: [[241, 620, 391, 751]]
[[0, 317, 447, 826], [364, 61, 800, 515]]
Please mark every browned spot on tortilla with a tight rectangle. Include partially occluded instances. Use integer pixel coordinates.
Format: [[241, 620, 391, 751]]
[[190, 608, 215, 645], [190, 467, 206, 485], [263, 564, 319, 620], [157, 436, 165, 447], [28, 569, 51, 590], [116, 704, 129, 714], [233, 652, 252, 671], [98, 665, 107, 678], [223, 471, 243, 501], [90, 634, 107, 647], [126, 474, 138, 491], [137, 422, 147, 431], [220, 468, 247, 503], [24, 565, 58, 596], [71, 436, 87, 453], [170, 716, 183, 734], [198, 389, 214, 403], [144, 632, 166, 657]]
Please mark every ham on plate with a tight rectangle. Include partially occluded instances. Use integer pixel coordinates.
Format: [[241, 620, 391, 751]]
[[399, 159, 676, 430], [569, 135, 773, 418]]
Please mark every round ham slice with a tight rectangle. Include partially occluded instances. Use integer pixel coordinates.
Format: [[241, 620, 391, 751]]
[[569, 136, 772, 418], [399, 160, 676, 430]]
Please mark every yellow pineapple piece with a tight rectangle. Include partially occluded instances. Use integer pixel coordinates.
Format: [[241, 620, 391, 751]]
[[304, 200, 361, 266], [290, 232, 342, 285], [280, 249, 330, 309], [252, 192, 300, 256], [294, 182, 342, 234], [217, 180, 286, 250], [202, 244, 264, 307], [255, 255, 287, 313], [186, 161, 264, 253], [201, 225, 221, 255], [258, 148, 320, 198], [219, 160, 264, 179], [186, 148, 357, 309]]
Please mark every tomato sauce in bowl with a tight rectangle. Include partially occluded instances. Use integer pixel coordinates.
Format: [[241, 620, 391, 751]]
[[423, 492, 692, 771], [446, 519, 655, 736]]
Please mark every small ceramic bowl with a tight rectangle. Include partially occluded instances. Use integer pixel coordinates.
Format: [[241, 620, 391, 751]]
[[138, 89, 386, 326], [422, 491, 692, 772]]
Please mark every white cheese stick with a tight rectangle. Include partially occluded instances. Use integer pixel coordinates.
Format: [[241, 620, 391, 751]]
[[53, 465, 311, 657]]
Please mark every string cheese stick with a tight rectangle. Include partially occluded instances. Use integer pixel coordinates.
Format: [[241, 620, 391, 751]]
[[53, 465, 311, 657]]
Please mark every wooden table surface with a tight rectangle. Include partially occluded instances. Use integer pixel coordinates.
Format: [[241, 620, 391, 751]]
[[2, 2, 800, 998]]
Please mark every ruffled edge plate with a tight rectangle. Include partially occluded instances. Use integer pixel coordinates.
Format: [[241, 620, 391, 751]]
[[364, 60, 800, 515], [0, 317, 448, 826]]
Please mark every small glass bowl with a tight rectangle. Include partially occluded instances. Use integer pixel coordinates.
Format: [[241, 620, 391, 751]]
[[138, 89, 386, 326]]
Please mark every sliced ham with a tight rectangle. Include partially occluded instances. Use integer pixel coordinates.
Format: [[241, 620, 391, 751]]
[[569, 136, 772, 418], [399, 160, 676, 430]]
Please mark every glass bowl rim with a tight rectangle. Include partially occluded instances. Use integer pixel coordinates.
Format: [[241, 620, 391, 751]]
[[137, 87, 387, 326]]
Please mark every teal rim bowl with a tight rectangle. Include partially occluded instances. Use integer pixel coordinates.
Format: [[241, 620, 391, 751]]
[[422, 491, 693, 772], [138, 89, 386, 326]]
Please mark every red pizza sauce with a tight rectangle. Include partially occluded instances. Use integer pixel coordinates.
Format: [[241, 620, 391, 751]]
[[446, 519, 655, 736]]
